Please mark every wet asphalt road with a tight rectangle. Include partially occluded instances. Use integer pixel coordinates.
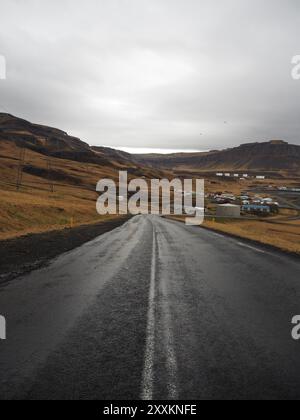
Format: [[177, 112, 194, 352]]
[[0, 215, 300, 400]]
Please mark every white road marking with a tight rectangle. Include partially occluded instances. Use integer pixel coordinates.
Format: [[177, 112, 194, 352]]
[[141, 223, 179, 400], [237, 242, 266, 254], [141, 230, 157, 400], [162, 287, 179, 400], [208, 230, 273, 256], [210, 231, 226, 239], [156, 227, 179, 400]]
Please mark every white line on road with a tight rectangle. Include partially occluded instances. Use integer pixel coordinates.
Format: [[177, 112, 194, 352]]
[[208, 230, 273, 256], [155, 226, 179, 400], [210, 231, 226, 239], [237, 242, 266, 254], [162, 286, 179, 400], [141, 230, 157, 400]]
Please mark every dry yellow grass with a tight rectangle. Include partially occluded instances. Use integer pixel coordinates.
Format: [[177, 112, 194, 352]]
[[0, 140, 129, 240], [168, 215, 300, 255], [203, 219, 300, 254], [0, 184, 120, 240], [0, 138, 174, 240]]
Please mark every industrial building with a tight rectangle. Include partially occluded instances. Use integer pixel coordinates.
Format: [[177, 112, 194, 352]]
[[216, 204, 241, 218], [242, 204, 271, 214]]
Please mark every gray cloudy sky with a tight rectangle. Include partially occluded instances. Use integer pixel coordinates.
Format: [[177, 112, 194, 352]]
[[0, 0, 300, 151]]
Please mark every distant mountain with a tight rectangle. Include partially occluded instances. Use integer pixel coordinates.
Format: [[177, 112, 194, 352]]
[[0, 113, 167, 178], [2, 113, 299, 175], [133, 141, 300, 173], [91, 146, 139, 166], [0, 113, 106, 164]]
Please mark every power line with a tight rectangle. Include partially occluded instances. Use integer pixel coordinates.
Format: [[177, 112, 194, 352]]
[[46, 157, 54, 193], [16, 147, 25, 190]]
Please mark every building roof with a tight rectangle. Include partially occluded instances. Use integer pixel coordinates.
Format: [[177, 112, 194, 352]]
[[218, 204, 240, 208], [242, 204, 270, 210]]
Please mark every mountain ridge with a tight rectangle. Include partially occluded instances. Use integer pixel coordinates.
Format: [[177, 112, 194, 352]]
[[0, 113, 168, 182], [1, 113, 299, 173], [133, 140, 300, 173]]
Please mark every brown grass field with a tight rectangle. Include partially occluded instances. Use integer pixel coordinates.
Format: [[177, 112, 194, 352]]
[[204, 218, 300, 255], [0, 140, 132, 239]]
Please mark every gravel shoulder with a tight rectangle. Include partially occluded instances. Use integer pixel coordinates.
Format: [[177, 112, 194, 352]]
[[0, 216, 130, 284]]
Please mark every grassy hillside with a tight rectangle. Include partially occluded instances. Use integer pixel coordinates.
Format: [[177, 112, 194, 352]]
[[0, 140, 120, 239], [0, 114, 168, 239]]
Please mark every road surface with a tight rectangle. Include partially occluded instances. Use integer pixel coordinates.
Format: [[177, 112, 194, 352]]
[[0, 215, 300, 400]]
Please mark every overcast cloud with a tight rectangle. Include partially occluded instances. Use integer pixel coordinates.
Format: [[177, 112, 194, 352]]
[[0, 0, 300, 151]]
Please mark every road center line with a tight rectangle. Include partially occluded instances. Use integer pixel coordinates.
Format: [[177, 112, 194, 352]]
[[162, 289, 179, 400], [155, 225, 179, 400], [141, 229, 157, 400]]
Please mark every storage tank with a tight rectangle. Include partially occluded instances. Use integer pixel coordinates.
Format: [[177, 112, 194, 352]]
[[216, 204, 241, 218]]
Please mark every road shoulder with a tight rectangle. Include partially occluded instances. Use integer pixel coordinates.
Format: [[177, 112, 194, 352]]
[[165, 215, 300, 260], [0, 216, 131, 284]]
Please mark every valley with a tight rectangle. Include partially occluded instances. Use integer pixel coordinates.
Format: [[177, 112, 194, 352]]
[[0, 113, 299, 256]]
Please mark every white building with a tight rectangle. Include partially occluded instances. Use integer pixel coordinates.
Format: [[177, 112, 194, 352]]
[[216, 204, 241, 218]]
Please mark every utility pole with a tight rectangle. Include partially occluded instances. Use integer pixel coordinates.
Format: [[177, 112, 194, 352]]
[[16, 147, 25, 190], [46, 157, 54, 193]]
